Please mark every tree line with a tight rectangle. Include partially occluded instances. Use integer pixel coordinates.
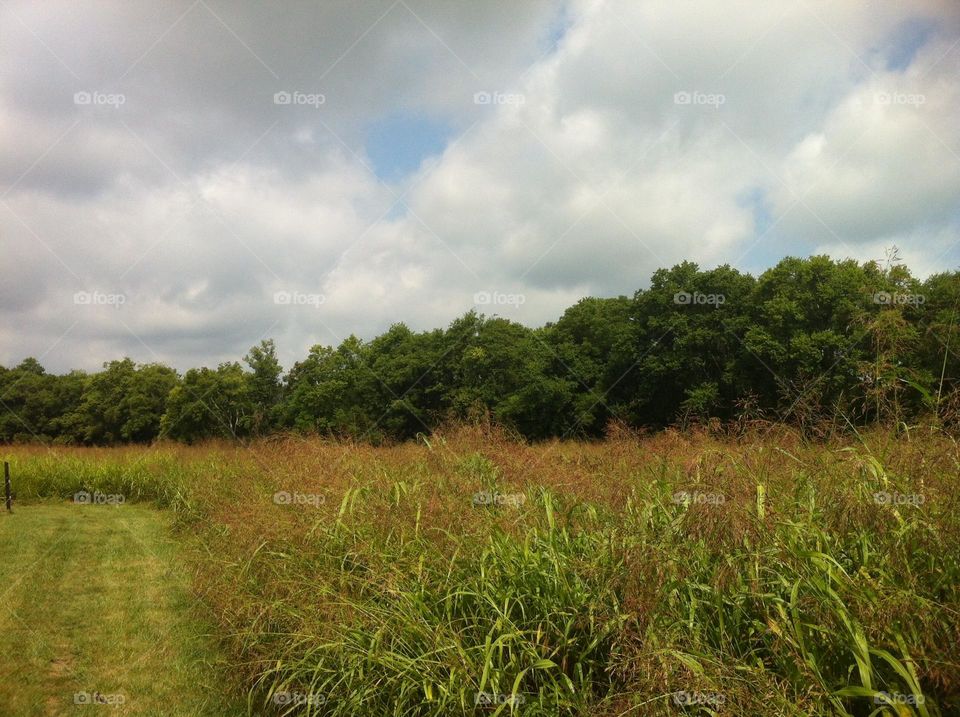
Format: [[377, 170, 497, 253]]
[[3, 255, 958, 444]]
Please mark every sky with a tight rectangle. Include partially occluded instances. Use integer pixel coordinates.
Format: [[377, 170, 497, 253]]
[[2, 0, 959, 373]]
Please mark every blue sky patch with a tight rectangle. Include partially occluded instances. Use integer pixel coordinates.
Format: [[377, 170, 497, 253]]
[[883, 17, 937, 71], [543, 3, 572, 54], [364, 112, 453, 183], [739, 186, 775, 238]]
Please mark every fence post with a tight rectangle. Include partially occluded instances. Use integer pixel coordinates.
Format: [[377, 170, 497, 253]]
[[4, 462, 10, 512]]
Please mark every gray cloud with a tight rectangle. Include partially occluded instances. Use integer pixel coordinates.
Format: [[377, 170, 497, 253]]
[[2, 0, 959, 373]]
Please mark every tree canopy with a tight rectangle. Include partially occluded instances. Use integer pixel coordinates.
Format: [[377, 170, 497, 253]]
[[2, 255, 957, 444]]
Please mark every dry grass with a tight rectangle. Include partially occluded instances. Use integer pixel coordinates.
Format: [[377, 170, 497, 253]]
[[4, 423, 960, 715]]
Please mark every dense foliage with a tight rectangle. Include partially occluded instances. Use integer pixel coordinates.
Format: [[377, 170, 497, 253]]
[[2, 255, 958, 444]]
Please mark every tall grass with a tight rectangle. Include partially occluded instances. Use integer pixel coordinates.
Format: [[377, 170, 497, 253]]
[[4, 425, 959, 715]]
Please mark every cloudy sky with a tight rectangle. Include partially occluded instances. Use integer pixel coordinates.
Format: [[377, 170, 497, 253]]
[[2, 0, 959, 373]]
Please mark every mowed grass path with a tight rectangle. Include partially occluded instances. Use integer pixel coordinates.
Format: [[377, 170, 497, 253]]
[[0, 503, 245, 716]]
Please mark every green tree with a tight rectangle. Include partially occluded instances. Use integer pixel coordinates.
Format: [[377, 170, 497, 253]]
[[279, 337, 381, 439], [739, 256, 878, 425], [917, 270, 960, 419], [121, 363, 180, 442], [440, 313, 572, 438], [160, 363, 252, 442], [244, 339, 283, 434], [0, 359, 86, 443], [75, 359, 179, 443], [611, 262, 756, 427], [364, 324, 446, 439], [545, 296, 633, 435]]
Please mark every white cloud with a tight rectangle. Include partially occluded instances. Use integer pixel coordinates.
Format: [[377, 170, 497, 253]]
[[771, 36, 960, 248], [2, 0, 959, 372]]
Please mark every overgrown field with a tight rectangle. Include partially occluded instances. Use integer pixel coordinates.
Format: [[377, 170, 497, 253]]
[[5, 425, 960, 715]]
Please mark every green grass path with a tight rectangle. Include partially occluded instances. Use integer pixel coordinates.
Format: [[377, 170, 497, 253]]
[[0, 504, 245, 716]]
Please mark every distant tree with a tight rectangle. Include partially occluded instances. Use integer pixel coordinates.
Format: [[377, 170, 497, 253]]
[[160, 363, 251, 442], [14, 357, 45, 375], [917, 271, 960, 419], [364, 324, 446, 439], [0, 358, 85, 442], [471, 318, 571, 438], [49, 371, 92, 443], [121, 363, 180, 442], [738, 256, 878, 425], [76, 359, 136, 443], [545, 296, 633, 435], [244, 339, 283, 434], [279, 337, 381, 439], [75, 359, 179, 443], [433, 313, 572, 438], [610, 262, 756, 427]]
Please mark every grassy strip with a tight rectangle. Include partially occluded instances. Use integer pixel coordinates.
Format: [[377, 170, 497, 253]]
[[0, 503, 246, 716]]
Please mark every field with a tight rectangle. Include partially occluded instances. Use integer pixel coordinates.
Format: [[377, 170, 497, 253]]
[[2, 424, 959, 716]]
